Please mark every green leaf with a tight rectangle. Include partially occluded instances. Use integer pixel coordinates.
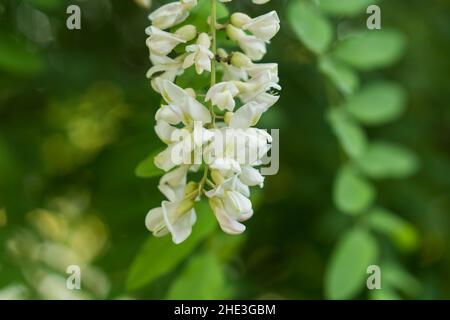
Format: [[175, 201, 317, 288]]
[[319, 56, 360, 95], [369, 287, 401, 300], [208, 232, 247, 262], [379, 262, 421, 295], [0, 33, 44, 76], [356, 142, 419, 179], [333, 30, 406, 70], [345, 82, 407, 125], [318, 0, 376, 16], [167, 254, 228, 299], [367, 207, 419, 251], [24, 0, 64, 11], [0, 136, 18, 189], [325, 228, 379, 299], [288, 1, 333, 54], [126, 201, 217, 291], [327, 109, 368, 158], [334, 165, 376, 215], [135, 150, 164, 178]]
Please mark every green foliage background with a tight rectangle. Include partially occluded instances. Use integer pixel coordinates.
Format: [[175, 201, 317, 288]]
[[0, 0, 449, 299]]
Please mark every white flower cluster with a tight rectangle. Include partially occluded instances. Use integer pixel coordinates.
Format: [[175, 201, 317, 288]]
[[144, 0, 280, 244]]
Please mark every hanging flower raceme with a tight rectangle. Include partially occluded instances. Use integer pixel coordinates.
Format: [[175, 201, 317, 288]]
[[143, 0, 280, 244]]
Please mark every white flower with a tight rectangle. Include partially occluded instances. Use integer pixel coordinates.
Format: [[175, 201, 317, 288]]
[[204, 127, 271, 174], [155, 103, 183, 125], [146, 199, 196, 244], [217, 50, 248, 81], [206, 176, 253, 235], [158, 165, 190, 201], [159, 79, 211, 125], [205, 82, 239, 111], [226, 25, 266, 61], [229, 94, 279, 129], [211, 170, 251, 197], [246, 62, 278, 79], [183, 33, 214, 74], [239, 165, 264, 187], [146, 55, 185, 93], [252, 92, 280, 109], [227, 53, 278, 80], [209, 197, 245, 235], [144, 0, 279, 243], [154, 120, 185, 144], [222, 63, 248, 82], [155, 126, 213, 172], [235, 70, 281, 103], [148, 0, 197, 30], [229, 101, 267, 129], [203, 128, 244, 173], [154, 144, 182, 172], [242, 11, 280, 42], [145, 26, 187, 56]]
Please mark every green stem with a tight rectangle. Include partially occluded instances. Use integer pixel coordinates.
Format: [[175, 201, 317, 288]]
[[209, 0, 217, 127], [198, 0, 218, 196], [210, 0, 217, 87], [198, 165, 210, 195]]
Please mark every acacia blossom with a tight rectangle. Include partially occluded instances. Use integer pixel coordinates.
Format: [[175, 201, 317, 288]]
[[144, 0, 279, 243]]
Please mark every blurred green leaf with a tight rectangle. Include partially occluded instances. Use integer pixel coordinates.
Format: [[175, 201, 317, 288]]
[[24, 0, 64, 11], [345, 82, 407, 125], [288, 1, 333, 54], [369, 287, 401, 300], [126, 202, 217, 291], [135, 150, 164, 178], [333, 30, 406, 70], [0, 33, 44, 76], [325, 228, 379, 299], [356, 142, 419, 179], [319, 56, 360, 95], [167, 253, 227, 299], [327, 109, 368, 158], [367, 207, 419, 251], [318, 0, 375, 16], [334, 165, 376, 215], [208, 233, 247, 262], [380, 262, 421, 295], [0, 136, 18, 193]]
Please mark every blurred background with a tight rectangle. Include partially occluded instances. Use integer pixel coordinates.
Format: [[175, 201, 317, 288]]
[[0, 0, 449, 299]]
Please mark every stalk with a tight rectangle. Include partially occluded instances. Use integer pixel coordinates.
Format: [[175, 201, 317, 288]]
[[198, 0, 218, 196]]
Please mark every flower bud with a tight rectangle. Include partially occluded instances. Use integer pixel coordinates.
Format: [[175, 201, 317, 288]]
[[181, 0, 197, 10], [175, 24, 197, 41], [184, 88, 196, 98], [211, 170, 226, 186], [224, 111, 233, 125], [231, 52, 253, 68], [197, 32, 211, 48], [230, 12, 251, 28], [227, 24, 267, 61]]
